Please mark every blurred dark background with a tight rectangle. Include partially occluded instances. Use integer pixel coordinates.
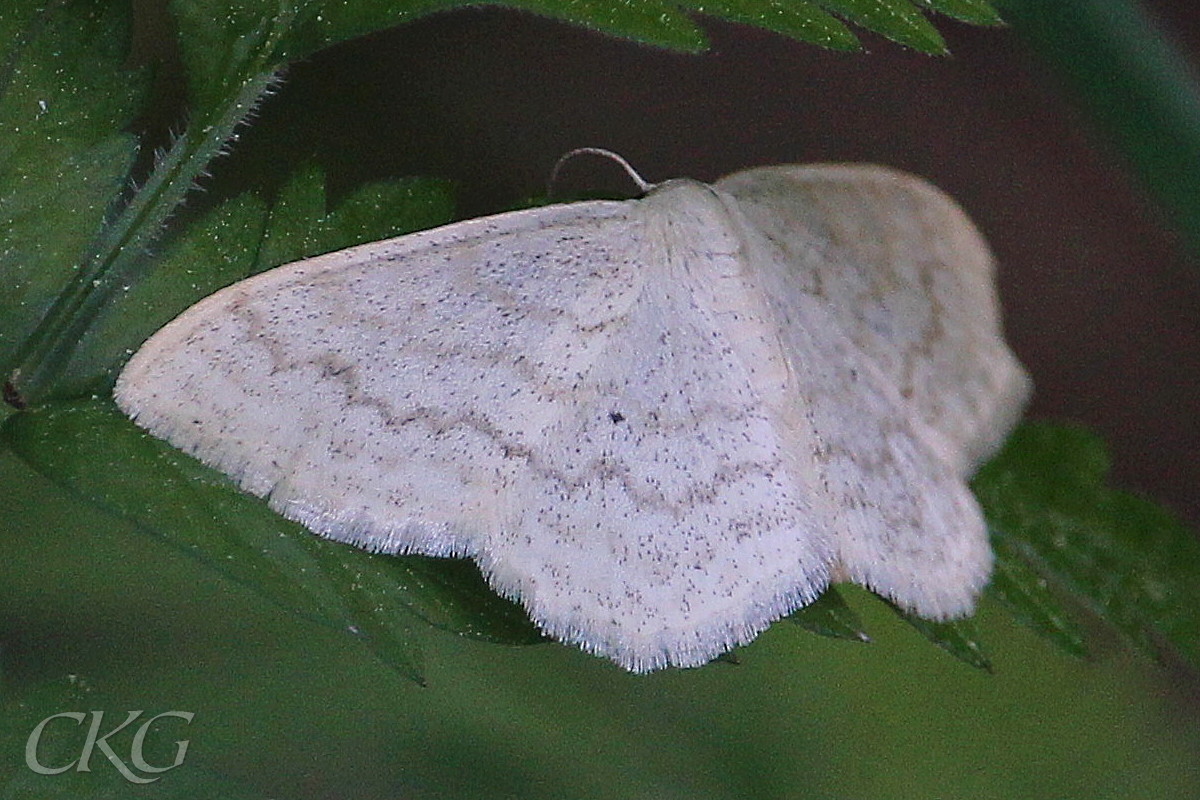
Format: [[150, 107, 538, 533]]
[[184, 2, 1200, 528]]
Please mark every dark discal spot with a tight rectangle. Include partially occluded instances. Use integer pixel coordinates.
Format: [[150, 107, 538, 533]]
[[609, 411, 626, 424]]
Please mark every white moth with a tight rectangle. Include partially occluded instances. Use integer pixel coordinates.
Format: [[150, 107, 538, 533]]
[[115, 157, 1030, 673]]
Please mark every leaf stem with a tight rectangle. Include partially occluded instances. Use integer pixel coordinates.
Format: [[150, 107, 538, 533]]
[[5, 4, 295, 406]]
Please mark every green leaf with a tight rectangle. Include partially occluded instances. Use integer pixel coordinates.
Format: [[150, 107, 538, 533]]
[[60, 193, 271, 397], [987, 526, 1088, 659], [892, 603, 994, 671], [169, 0, 1002, 64], [974, 422, 1200, 668], [3, 0, 282, 405], [4, 0, 1004, 405], [473, 0, 711, 52], [0, 0, 144, 375], [685, 1, 862, 51], [818, 0, 948, 54], [4, 402, 345, 623], [915, 0, 1004, 25], [56, 168, 454, 397], [1, 401, 543, 683], [790, 586, 872, 642], [258, 164, 455, 266], [170, 0, 302, 111]]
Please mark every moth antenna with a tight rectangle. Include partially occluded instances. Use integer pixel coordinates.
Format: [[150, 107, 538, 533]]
[[548, 147, 654, 199]]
